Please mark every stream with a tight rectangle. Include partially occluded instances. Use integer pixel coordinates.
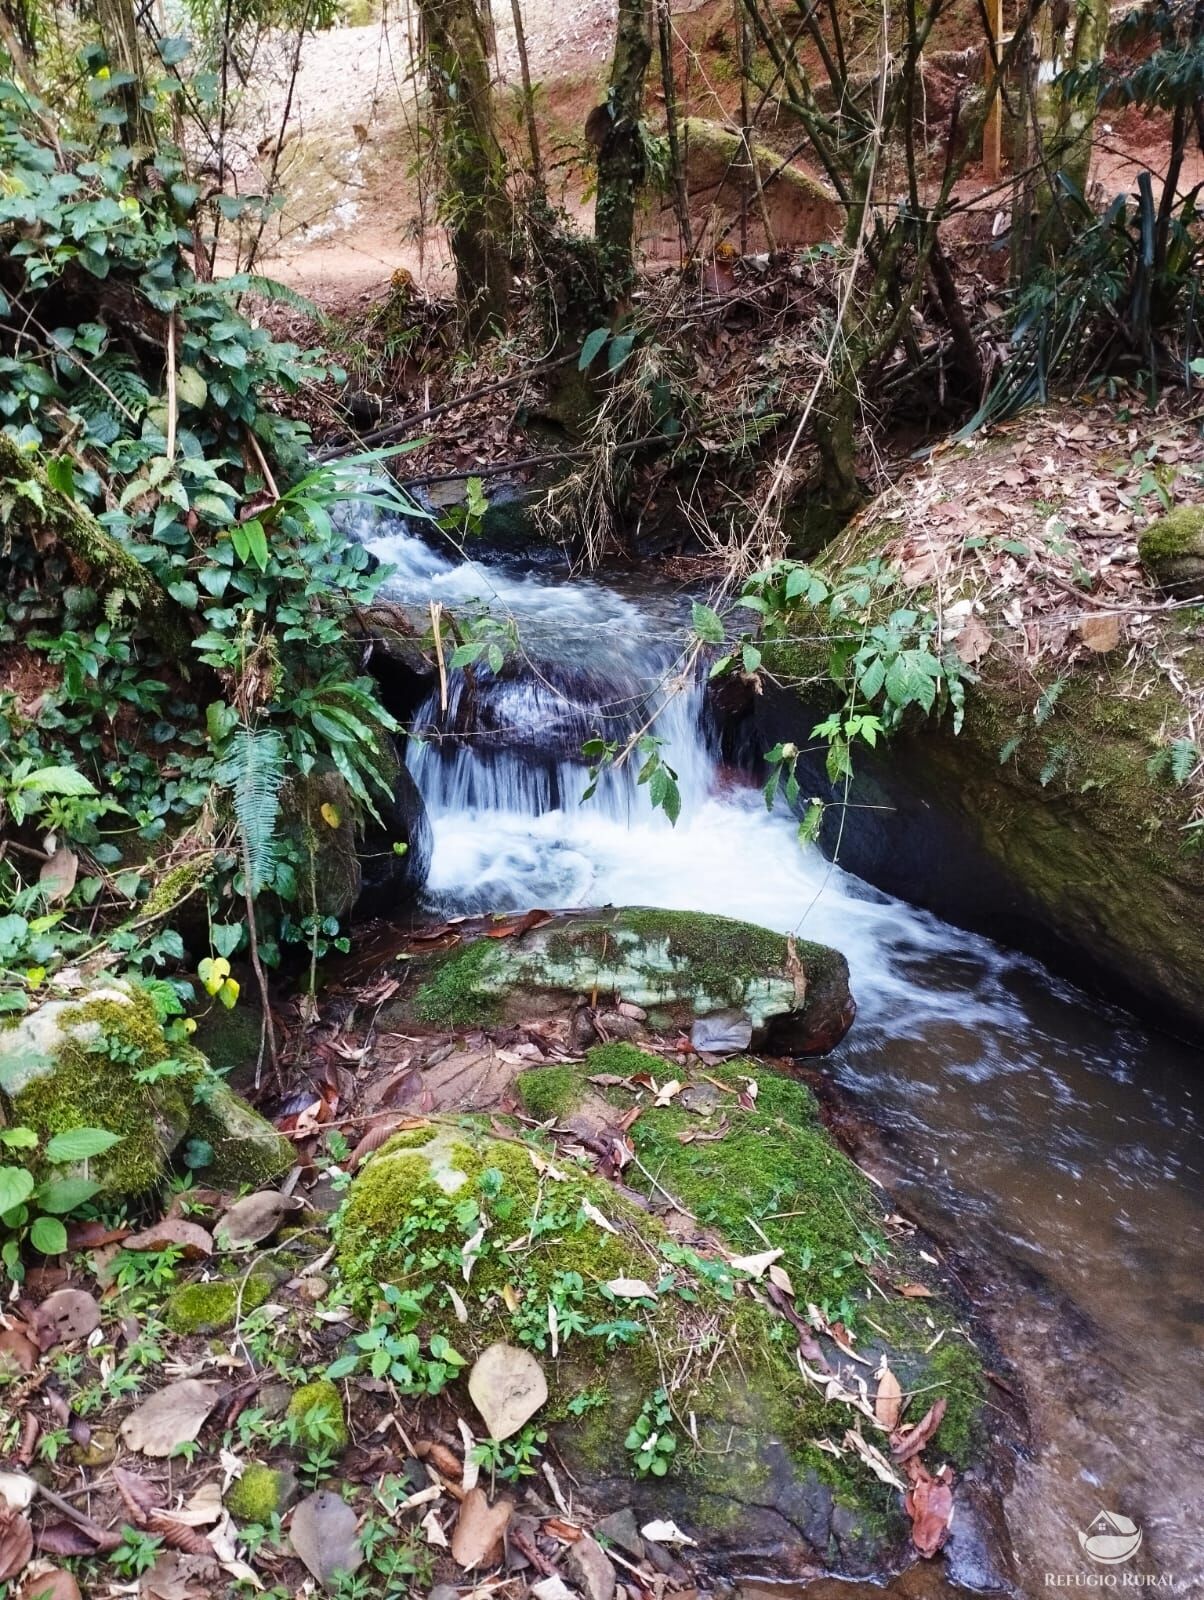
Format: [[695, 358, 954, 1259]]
[[350, 505, 1203, 1595]]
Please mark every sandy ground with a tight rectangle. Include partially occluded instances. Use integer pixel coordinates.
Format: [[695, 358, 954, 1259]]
[[218, 4, 1200, 309]]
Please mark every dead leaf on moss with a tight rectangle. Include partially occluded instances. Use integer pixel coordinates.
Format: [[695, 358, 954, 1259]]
[[891, 1396, 947, 1462], [875, 1365, 903, 1430], [1078, 613, 1122, 652], [467, 1343, 547, 1440]]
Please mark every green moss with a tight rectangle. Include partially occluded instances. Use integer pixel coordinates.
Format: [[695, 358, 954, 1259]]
[[8, 990, 190, 1197], [286, 1379, 348, 1451], [165, 1273, 273, 1334], [625, 1060, 878, 1296], [413, 939, 502, 1026], [185, 1076, 294, 1189], [1138, 504, 1204, 563], [516, 1066, 581, 1120], [142, 857, 212, 919], [335, 1105, 984, 1538], [225, 1463, 295, 1524], [619, 908, 788, 995], [584, 1042, 664, 1076], [926, 1336, 986, 1467]]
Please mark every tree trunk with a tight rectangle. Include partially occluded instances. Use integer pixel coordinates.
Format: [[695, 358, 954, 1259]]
[[1028, 0, 1109, 259], [593, 0, 652, 300], [417, 0, 513, 336], [95, 0, 156, 150]]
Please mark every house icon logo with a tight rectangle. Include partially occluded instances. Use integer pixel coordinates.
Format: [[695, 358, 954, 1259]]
[[1078, 1510, 1143, 1565]]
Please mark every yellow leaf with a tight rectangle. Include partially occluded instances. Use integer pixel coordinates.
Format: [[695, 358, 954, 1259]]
[[218, 977, 240, 1009], [320, 802, 341, 828]]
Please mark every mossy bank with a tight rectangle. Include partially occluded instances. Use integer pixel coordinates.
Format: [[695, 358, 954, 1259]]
[[751, 404, 1204, 1035], [332, 1056, 997, 1584]]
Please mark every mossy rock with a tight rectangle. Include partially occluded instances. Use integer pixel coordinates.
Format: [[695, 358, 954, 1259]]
[[185, 1076, 293, 1189], [333, 1083, 995, 1581], [386, 906, 854, 1055], [286, 1379, 348, 1453], [1138, 505, 1204, 597], [225, 1462, 298, 1524], [0, 985, 194, 1197], [750, 416, 1204, 1035], [0, 981, 291, 1199], [668, 119, 842, 249], [165, 1272, 274, 1334]]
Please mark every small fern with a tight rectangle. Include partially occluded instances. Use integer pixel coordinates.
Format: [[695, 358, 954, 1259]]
[[219, 728, 287, 893]]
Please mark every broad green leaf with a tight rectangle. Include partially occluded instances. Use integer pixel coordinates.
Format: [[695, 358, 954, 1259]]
[[21, 765, 96, 797], [578, 326, 610, 369], [690, 602, 725, 645], [44, 1127, 122, 1163], [0, 1166, 35, 1215], [37, 1176, 101, 1214], [30, 1215, 69, 1255]]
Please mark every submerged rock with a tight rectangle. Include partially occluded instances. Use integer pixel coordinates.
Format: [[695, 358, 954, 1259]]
[[0, 981, 290, 1197], [386, 905, 854, 1054]]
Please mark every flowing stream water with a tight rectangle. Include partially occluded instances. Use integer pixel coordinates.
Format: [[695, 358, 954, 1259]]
[[352, 506, 1203, 1595]]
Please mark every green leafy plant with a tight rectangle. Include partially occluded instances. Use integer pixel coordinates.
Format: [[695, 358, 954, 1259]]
[[624, 1388, 677, 1477], [0, 1124, 122, 1278]]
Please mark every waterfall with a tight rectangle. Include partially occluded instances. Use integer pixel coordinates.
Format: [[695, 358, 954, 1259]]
[[344, 499, 1204, 1596]]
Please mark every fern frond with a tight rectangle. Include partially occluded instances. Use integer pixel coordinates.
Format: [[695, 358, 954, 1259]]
[[246, 276, 323, 321], [219, 728, 286, 893]]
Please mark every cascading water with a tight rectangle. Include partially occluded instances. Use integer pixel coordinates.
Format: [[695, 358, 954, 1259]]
[[346, 501, 1204, 1593]]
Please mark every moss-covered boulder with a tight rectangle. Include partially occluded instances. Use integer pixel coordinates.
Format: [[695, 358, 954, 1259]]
[[749, 404, 1204, 1035], [661, 120, 842, 251], [334, 1063, 1000, 1585], [1138, 505, 1204, 598], [185, 1077, 293, 1189], [0, 982, 290, 1198], [384, 906, 854, 1055]]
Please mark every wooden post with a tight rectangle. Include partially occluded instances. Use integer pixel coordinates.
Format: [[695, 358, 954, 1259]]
[[983, 0, 1003, 180]]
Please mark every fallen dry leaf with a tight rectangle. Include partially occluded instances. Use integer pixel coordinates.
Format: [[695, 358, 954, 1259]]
[[120, 1380, 220, 1458], [15, 1565, 82, 1600], [0, 1327, 38, 1376], [954, 613, 992, 664], [875, 1365, 903, 1431], [1078, 612, 1122, 652], [467, 1342, 547, 1441], [891, 1396, 947, 1463], [451, 1488, 514, 1569], [843, 1428, 908, 1491], [214, 1192, 304, 1251], [123, 1220, 213, 1260], [603, 1277, 656, 1300], [31, 1289, 100, 1349], [38, 847, 78, 905], [905, 1460, 955, 1557], [728, 1247, 783, 1279], [289, 1490, 362, 1588], [0, 1507, 33, 1582], [640, 1519, 696, 1547]]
